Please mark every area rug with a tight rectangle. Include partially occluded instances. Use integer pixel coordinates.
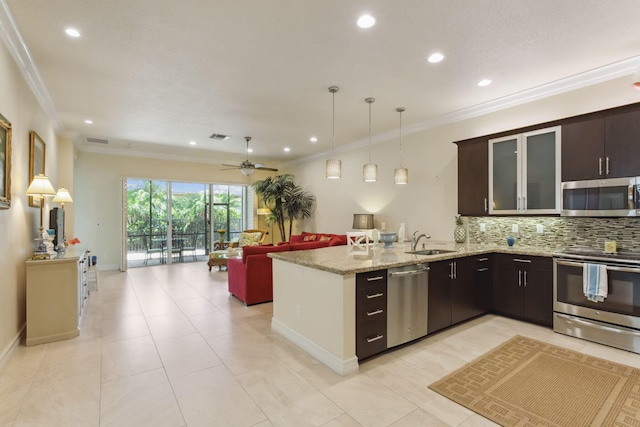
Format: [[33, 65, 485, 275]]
[[428, 335, 640, 427]]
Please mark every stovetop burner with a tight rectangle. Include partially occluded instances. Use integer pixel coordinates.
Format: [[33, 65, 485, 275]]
[[554, 248, 640, 263]]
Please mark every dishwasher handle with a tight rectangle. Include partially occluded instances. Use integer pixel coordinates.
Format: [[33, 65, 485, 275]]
[[389, 266, 429, 277]]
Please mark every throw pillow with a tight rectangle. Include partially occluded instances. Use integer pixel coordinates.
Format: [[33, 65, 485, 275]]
[[319, 235, 332, 241], [237, 232, 262, 247], [303, 234, 317, 242]]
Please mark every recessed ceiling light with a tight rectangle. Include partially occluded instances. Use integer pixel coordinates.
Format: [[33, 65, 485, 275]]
[[84, 119, 93, 124], [310, 136, 318, 143], [427, 53, 444, 63], [284, 147, 290, 152], [189, 141, 196, 146], [477, 79, 492, 87], [65, 28, 81, 38], [357, 14, 375, 28]]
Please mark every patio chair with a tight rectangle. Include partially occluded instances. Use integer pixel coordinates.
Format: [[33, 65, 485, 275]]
[[181, 235, 198, 262]]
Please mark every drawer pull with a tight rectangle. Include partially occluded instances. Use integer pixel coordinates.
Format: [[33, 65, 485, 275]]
[[367, 276, 384, 282], [477, 268, 488, 272], [367, 334, 384, 343], [477, 257, 489, 262], [367, 309, 384, 316], [513, 258, 532, 263], [366, 292, 384, 299]]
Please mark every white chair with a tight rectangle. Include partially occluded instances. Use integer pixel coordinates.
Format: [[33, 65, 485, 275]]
[[346, 231, 370, 254]]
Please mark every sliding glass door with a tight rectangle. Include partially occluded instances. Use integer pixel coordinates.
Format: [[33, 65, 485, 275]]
[[125, 179, 253, 268]]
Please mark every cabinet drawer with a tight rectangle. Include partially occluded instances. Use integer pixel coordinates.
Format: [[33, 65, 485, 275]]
[[356, 282, 386, 306], [356, 299, 387, 324], [356, 317, 387, 359], [356, 270, 387, 287], [496, 254, 551, 271]]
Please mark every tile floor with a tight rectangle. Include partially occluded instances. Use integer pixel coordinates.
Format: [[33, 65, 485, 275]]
[[2, 261, 640, 426]]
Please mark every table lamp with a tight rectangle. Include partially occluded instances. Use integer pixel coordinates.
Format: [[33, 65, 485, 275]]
[[26, 174, 57, 259], [53, 187, 73, 208]]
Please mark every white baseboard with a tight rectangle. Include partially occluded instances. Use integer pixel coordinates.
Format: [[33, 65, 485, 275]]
[[0, 324, 25, 371], [271, 318, 359, 376]]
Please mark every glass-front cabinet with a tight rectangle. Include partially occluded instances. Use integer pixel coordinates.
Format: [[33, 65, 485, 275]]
[[489, 126, 561, 214]]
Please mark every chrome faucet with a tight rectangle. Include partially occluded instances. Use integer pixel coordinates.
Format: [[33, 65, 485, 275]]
[[411, 231, 431, 251]]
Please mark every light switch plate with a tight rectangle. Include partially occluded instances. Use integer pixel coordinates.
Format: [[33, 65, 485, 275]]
[[536, 224, 544, 234], [480, 223, 486, 232], [512, 224, 519, 233]]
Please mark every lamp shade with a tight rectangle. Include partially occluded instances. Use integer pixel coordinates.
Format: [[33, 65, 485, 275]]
[[26, 174, 56, 197], [394, 167, 408, 184], [326, 159, 341, 179], [53, 187, 73, 204], [257, 208, 271, 215], [353, 213, 374, 230], [240, 167, 255, 176], [363, 163, 378, 182]]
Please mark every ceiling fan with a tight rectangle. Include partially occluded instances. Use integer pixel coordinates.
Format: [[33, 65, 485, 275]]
[[221, 136, 278, 176]]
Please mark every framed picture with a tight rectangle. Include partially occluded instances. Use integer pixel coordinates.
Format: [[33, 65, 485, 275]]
[[0, 114, 11, 209], [29, 130, 46, 207]]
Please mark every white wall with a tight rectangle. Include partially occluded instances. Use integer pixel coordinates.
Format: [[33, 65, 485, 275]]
[[0, 42, 63, 360], [287, 76, 640, 240], [73, 152, 275, 270]]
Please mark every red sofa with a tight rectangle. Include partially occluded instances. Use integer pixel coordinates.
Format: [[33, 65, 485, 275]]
[[227, 233, 346, 305]]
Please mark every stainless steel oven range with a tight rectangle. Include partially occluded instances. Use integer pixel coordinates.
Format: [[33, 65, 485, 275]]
[[553, 249, 640, 353]]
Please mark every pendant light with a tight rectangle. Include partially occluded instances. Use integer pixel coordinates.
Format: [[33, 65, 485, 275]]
[[363, 97, 377, 182], [394, 107, 408, 184], [325, 86, 341, 179]]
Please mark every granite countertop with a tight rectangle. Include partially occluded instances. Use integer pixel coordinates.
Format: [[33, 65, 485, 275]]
[[268, 241, 560, 275]]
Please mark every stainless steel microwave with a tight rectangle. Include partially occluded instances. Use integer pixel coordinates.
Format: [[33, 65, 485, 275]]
[[561, 177, 640, 216]]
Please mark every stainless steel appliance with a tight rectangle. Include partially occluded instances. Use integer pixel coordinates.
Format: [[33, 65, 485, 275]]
[[561, 176, 640, 216], [387, 264, 429, 348], [553, 249, 640, 353]]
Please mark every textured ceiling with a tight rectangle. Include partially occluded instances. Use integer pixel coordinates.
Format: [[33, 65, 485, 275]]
[[4, 0, 640, 167]]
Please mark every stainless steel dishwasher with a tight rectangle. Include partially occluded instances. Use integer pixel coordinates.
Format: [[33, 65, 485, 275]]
[[387, 263, 429, 348]]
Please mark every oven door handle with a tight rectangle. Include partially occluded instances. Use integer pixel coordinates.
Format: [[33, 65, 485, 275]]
[[556, 259, 640, 274]]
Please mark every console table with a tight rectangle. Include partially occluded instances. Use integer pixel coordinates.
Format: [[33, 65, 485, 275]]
[[25, 247, 90, 346]]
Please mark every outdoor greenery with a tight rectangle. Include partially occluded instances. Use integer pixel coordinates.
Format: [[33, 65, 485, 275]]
[[126, 180, 247, 254], [252, 174, 315, 242]]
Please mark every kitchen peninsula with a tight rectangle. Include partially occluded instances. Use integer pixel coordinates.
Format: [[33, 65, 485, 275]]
[[269, 242, 555, 375]]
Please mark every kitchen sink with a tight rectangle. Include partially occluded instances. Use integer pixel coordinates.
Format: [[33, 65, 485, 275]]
[[405, 249, 456, 256]]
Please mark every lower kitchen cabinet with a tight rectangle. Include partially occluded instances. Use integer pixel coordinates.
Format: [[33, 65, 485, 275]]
[[493, 254, 553, 326], [428, 256, 492, 334], [355, 269, 387, 360]]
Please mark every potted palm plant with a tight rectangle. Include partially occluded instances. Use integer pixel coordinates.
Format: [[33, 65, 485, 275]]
[[252, 174, 315, 242]]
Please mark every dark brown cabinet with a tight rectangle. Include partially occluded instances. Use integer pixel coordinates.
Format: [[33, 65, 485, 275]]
[[493, 254, 553, 327], [562, 109, 640, 181], [355, 269, 387, 360], [455, 138, 489, 216], [428, 256, 492, 334]]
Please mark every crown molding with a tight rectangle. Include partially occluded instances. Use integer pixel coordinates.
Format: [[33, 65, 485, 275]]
[[0, 0, 63, 131]]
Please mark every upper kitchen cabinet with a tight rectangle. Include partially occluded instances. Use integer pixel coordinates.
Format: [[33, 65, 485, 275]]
[[489, 126, 561, 215], [455, 138, 489, 216], [562, 109, 640, 181]]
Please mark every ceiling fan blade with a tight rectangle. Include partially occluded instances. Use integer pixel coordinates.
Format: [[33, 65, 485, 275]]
[[256, 166, 279, 172], [221, 164, 241, 168]]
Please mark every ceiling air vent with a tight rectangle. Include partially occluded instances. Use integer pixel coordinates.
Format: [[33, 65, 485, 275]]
[[209, 133, 230, 141], [86, 137, 108, 144]]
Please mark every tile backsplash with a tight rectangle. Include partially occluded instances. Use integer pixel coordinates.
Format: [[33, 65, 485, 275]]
[[466, 216, 640, 251]]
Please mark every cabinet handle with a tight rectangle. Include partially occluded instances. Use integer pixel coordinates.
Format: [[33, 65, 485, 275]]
[[454, 262, 457, 279], [367, 334, 384, 343], [524, 270, 528, 287], [606, 157, 610, 175], [477, 257, 489, 262], [367, 309, 384, 316], [449, 262, 454, 279], [518, 270, 522, 286], [599, 157, 603, 176], [517, 196, 520, 211], [522, 196, 526, 212], [367, 276, 384, 282], [477, 267, 488, 272], [513, 258, 532, 263], [484, 198, 488, 212], [366, 292, 384, 299]]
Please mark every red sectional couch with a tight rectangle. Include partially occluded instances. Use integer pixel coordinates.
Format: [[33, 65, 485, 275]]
[[227, 233, 346, 305]]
